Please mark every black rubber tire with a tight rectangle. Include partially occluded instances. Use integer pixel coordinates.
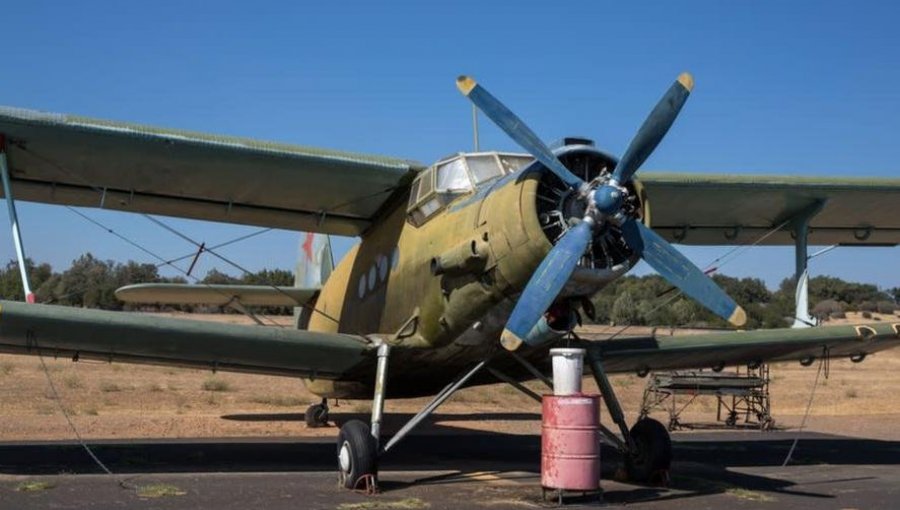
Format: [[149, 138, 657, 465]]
[[625, 418, 672, 483], [337, 419, 377, 489], [305, 403, 328, 428]]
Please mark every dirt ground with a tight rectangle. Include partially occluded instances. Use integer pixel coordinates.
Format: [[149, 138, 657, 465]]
[[1, 312, 899, 442]]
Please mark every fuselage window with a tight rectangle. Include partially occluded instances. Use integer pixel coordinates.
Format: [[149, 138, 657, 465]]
[[391, 247, 400, 270], [377, 254, 389, 281], [358, 274, 366, 299], [367, 265, 377, 291]]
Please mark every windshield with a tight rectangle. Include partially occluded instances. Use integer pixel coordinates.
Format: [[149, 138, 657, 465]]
[[435, 158, 472, 192]]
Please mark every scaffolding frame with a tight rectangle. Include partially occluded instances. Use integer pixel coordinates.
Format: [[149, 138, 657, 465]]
[[639, 364, 774, 431]]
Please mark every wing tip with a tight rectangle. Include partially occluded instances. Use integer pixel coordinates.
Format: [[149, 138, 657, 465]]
[[729, 306, 747, 327], [677, 72, 694, 92], [456, 75, 477, 96]]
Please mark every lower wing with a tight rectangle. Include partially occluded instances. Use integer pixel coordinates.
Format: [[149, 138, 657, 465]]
[[0, 301, 371, 378], [587, 322, 900, 373]]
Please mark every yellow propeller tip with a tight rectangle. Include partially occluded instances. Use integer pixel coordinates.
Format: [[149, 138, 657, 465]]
[[729, 306, 747, 327], [500, 329, 524, 351], [456, 75, 477, 95], [677, 72, 694, 92]]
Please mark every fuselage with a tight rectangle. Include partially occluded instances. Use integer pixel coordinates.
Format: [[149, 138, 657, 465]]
[[304, 141, 642, 398]]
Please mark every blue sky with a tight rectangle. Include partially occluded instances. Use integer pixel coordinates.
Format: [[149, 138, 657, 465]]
[[1, 1, 899, 289]]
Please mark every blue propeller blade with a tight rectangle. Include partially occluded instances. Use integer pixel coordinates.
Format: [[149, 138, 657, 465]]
[[457, 76, 585, 190], [620, 218, 746, 326], [612, 73, 694, 184], [500, 220, 594, 350]]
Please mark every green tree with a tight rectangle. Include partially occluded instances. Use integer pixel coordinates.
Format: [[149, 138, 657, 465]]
[[611, 290, 641, 326], [0, 258, 55, 301], [55, 254, 120, 309], [670, 298, 698, 326], [202, 268, 240, 285]]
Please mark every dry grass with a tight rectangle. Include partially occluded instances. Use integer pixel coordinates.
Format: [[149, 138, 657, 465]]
[[63, 374, 83, 389], [250, 395, 306, 407], [0, 360, 15, 375], [99, 381, 122, 392], [136, 483, 187, 498], [337, 498, 429, 509], [201, 377, 232, 392], [14, 480, 55, 492]]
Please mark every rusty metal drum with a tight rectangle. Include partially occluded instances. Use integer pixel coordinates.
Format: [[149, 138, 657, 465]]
[[541, 394, 601, 491]]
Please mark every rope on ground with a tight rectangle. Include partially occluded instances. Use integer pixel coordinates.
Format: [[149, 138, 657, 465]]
[[36, 348, 138, 490], [781, 346, 829, 466]]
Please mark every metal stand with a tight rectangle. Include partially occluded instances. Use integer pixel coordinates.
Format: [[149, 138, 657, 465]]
[[0, 139, 34, 303], [639, 365, 773, 431], [717, 364, 773, 430], [381, 359, 488, 454]]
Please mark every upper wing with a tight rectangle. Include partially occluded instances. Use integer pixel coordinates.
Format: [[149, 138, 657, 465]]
[[0, 300, 371, 378], [116, 283, 316, 307], [638, 173, 900, 245], [585, 321, 900, 374], [0, 106, 424, 235]]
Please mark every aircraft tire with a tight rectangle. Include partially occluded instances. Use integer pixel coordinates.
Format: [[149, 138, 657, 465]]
[[305, 403, 329, 428], [625, 418, 672, 483], [337, 420, 377, 489]]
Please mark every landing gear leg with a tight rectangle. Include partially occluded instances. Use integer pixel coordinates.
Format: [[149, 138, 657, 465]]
[[337, 342, 390, 490], [586, 349, 672, 484], [305, 397, 329, 428]]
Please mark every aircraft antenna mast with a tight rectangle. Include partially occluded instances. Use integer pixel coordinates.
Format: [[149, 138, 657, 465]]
[[472, 104, 480, 151]]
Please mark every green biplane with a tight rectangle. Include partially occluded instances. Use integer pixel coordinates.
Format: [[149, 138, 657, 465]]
[[0, 74, 898, 488]]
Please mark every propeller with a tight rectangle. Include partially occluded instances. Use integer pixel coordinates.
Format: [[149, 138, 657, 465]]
[[457, 74, 746, 351]]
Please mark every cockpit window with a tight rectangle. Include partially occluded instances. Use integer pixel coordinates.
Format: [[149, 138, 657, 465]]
[[407, 152, 532, 227], [498, 155, 533, 174], [466, 154, 503, 184], [417, 167, 435, 202], [435, 158, 472, 192], [408, 156, 472, 225]]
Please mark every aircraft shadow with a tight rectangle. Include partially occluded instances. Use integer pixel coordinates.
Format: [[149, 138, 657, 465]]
[[220, 411, 542, 424], [0, 430, 895, 503]]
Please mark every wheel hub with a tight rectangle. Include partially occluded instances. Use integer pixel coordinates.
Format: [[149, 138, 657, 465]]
[[339, 442, 352, 472]]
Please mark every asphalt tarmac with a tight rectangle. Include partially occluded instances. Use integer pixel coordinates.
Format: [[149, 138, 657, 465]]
[[1, 428, 899, 509]]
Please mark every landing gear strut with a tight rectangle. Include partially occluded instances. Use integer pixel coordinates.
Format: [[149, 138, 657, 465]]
[[305, 398, 329, 428], [337, 342, 391, 490], [586, 348, 672, 483], [336, 342, 492, 491]]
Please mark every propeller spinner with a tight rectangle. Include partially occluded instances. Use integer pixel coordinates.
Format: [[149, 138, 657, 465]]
[[457, 74, 746, 351]]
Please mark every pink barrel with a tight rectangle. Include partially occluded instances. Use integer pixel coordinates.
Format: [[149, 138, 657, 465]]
[[541, 394, 601, 491]]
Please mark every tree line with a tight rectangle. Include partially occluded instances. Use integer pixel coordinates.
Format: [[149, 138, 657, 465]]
[[0, 254, 897, 327], [0, 254, 293, 314], [591, 273, 899, 329]]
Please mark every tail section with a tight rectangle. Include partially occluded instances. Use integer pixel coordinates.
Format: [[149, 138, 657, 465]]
[[294, 232, 334, 328]]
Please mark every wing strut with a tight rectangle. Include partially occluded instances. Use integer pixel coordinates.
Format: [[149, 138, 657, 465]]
[[0, 136, 35, 303], [789, 200, 827, 328]]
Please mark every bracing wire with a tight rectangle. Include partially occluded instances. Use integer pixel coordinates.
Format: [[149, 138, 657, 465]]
[[14, 144, 353, 329]]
